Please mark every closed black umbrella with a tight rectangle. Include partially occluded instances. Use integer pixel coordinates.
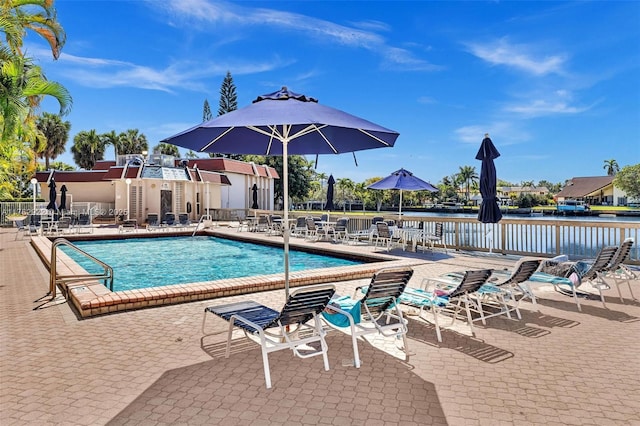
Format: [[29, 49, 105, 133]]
[[46, 179, 57, 212], [59, 185, 68, 211], [251, 184, 259, 209], [325, 175, 335, 211], [476, 134, 502, 223]]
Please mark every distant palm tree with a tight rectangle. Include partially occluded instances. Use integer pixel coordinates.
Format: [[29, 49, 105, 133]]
[[71, 130, 105, 170], [36, 113, 71, 170], [118, 129, 148, 155], [603, 159, 620, 176], [457, 165, 478, 201], [336, 178, 355, 212], [101, 130, 120, 160], [153, 143, 180, 157]]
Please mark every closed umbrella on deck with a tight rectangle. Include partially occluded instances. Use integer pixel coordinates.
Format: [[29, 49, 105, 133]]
[[251, 184, 259, 209], [59, 185, 68, 211], [46, 179, 57, 212], [162, 87, 399, 299], [325, 175, 335, 211], [476, 134, 502, 224]]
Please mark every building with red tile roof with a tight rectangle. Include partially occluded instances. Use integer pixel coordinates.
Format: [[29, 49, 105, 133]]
[[33, 155, 278, 223]]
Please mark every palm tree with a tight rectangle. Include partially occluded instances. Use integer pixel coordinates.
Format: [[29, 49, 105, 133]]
[[1, 0, 67, 59], [336, 178, 355, 212], [153, 142, 180, 157], [71, 130, 105, 170], [457, 165, 478, 202], [603, 159, 620, 176], [36, 112, 70, 170], [118, 129, 148, 155], [101, 130, 120, 160]]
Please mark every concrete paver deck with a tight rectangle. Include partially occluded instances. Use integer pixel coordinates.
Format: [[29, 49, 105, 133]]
[[1, 227, 639, 425]]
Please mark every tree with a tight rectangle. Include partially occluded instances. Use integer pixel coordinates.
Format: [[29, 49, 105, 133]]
[[613, 164, 640, 200], [218, 71, 238, 116], [202, 99, 212, 122], [457, 165, 478, 202], [244, 155, 314, 207], [118, 129, 148, 155], [36, 112, 70, 170], [603, 159, 620, 176], [0, 0, 71, 199], [49, 160, 74, 171], [210, 71, 242, 160], [1, 0, 67, 59], [336, 178, 355, 212], [153, 142, 180, 157], [71, 130, 105, 170], [101, 130, 120, 159]]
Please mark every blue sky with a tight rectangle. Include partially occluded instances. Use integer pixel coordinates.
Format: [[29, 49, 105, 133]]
[[33, 0, 639, 186]]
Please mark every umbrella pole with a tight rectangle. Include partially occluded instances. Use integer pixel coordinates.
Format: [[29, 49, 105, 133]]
[[283, 134, 290, 300], [399, 189, 403, 222]]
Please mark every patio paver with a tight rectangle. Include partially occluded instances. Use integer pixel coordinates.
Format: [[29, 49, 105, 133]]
[[1, 226, 639, 425]]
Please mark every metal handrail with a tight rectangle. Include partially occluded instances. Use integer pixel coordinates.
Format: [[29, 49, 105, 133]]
[[49, 238, 114, 299], [192, 214, 211, 236]]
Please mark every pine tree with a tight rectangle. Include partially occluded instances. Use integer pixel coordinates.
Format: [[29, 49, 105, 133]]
[[218, 71, 238, 116], [211, 71, 242, 159], [202, 99, 212, 122]]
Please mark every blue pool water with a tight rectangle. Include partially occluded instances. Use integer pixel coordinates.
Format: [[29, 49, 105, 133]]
[[62, 236, 362, 292]]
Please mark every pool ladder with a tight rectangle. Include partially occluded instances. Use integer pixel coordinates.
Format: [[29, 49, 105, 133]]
[[191, 214, 212, 236], [49, 238, 114, 300]]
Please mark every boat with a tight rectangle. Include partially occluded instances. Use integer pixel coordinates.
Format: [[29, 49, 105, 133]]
[[556, 200, 589, 213]]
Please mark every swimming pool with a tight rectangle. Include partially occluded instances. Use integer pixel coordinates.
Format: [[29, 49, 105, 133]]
[[61, 236, 363, 292]]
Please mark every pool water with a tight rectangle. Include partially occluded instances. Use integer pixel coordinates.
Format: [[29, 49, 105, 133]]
[[62, 236, 362, 292]]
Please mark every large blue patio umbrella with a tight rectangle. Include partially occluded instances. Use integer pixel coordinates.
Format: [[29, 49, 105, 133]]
[[367, 168, 438, 220], [162, 87, 399, 298], [476, 134, 502, 224]]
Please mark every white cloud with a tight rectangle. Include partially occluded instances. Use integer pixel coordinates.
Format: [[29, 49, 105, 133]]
[[159, 0, 438, 71], [466, 37, 566, 76], [454, 122, 530, 145], [504, 90, 594, 117]]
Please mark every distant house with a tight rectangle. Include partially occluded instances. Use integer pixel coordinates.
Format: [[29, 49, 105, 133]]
[[555, 176, 629, 206], [34, 154, 278, 222]]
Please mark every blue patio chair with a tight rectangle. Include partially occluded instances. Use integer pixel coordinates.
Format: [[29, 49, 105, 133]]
[[202, 284, 336, 389]]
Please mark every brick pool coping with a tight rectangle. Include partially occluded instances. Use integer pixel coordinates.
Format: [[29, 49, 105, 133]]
[[30, 228, 425, 318]]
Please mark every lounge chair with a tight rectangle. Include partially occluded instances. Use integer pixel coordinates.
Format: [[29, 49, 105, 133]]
[[163, 212, 177, 226], [146, 213, 161, 231], [557, 245, 618, 308], [602, 238, 637, 302], [76, 214, 93, 234], [400, 269, 492, 342], [477, 258, 543, 318], [119, 219, 137, 233], [202, 284, 336, 389], [291, 216, 308, 238], [178, 213, 192, 227], [322, 267, 413, 367]]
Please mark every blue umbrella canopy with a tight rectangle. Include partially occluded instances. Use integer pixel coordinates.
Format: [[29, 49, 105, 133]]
[[367, 168, 437, 219], [162, 87, 399, 298], [476, 134, 502, 223]]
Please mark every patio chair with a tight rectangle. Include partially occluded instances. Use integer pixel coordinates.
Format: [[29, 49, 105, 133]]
[[602, 238, 637, 303], [76, 214, 93, 234], [178, 213, 192, 227], [374, 221, 403, 251], [371, 216, 385, 225], [328, 217, 349, 242], [304, 217, 321, 241], [424, 222, 447, 253], [56, 216, 73, 234], [476, 258, 543, 319], [202, 284, 336, 389], [291, 216, 308, 238], [322, 267, 413, 367], [399, 269, 492, 342], [163, 212, 177, 226]]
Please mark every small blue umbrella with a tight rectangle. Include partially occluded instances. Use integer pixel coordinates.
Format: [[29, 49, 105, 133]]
[[367, 168, 438, 220], [476, 134, 502, 224], [162, 87, 399, 298]]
